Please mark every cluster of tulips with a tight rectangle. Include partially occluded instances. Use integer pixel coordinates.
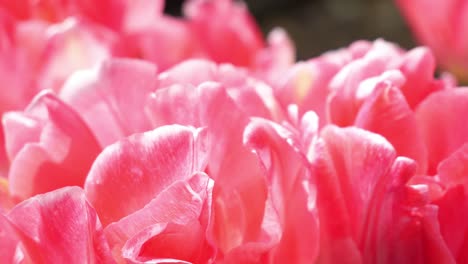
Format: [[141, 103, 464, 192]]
[[0, 0, 468, 263]]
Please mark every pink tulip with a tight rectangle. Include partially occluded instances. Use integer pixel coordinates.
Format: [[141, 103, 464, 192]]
[[2, 0, 468, 261], [396, 0, 468, 82], [0, 0, 293, 177]]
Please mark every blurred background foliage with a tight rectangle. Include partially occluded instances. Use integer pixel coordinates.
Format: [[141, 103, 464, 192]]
[[165, 0, 415, 60]]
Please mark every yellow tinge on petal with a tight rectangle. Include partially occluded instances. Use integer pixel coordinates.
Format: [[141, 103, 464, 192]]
[[0, 177, 14, 211], [293, 67, 314, 103]]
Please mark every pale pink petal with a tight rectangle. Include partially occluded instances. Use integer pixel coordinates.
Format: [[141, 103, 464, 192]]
[[157, 59, 217, 88], [84, 125, 207, 226], [60, 58, 157, 147], [415, 89, 468, 174], [38, 18, 120, 92], [3, 91, 101, 200], [7, 186, 115, 263], [121, 0, 164, 32]]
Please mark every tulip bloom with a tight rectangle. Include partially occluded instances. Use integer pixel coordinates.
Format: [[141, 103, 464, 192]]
[[0, 0, 295, 178], [2, 0, 468, 263]]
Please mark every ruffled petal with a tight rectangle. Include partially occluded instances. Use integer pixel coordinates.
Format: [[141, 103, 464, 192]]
[[60, 58, 157, 147], [244, 118, 319, 263], [7, 186, 115, 263], [312, 125, 398, 263], [105, 172, 213, 262], [355, 83, 427, 173], [37, 18, 120, 92], [84, 125, 207, 226], [3, 91, 101, 200]]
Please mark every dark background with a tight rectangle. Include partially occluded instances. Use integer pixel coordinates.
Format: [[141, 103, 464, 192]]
[[165, 0, 416, 60]]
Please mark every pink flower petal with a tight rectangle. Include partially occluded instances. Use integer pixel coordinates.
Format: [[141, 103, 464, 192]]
[[60, 58, 157, 147], [183, 0, 264, 67], [122, 222, 203, 264], [3, 91, 101, 200], [125, 16, 201, 71], [435, 144, 468, 260], [396, 47, 446, 109], [105, 172, 213, 262], [254, 28, 295, 85], [148, 82, 268, 255], [0, 213, 23, 263], [312, 125, 398, 262], [7, 186, 115, 263], [84, 125, 207, 226], [245, 118, 319, 263], [38, 18, 120, 92], [155, 60, 282, 121], [416, 89, 468, 174], [355, 84, 427, 173]]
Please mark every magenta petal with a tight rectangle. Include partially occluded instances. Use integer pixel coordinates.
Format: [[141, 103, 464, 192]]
[[60, 58, 157, 147], [3, 91, 101, 200], [85, 125, 207, 226], [416, 89, 468, 175], [7, 186, 115, 263]]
